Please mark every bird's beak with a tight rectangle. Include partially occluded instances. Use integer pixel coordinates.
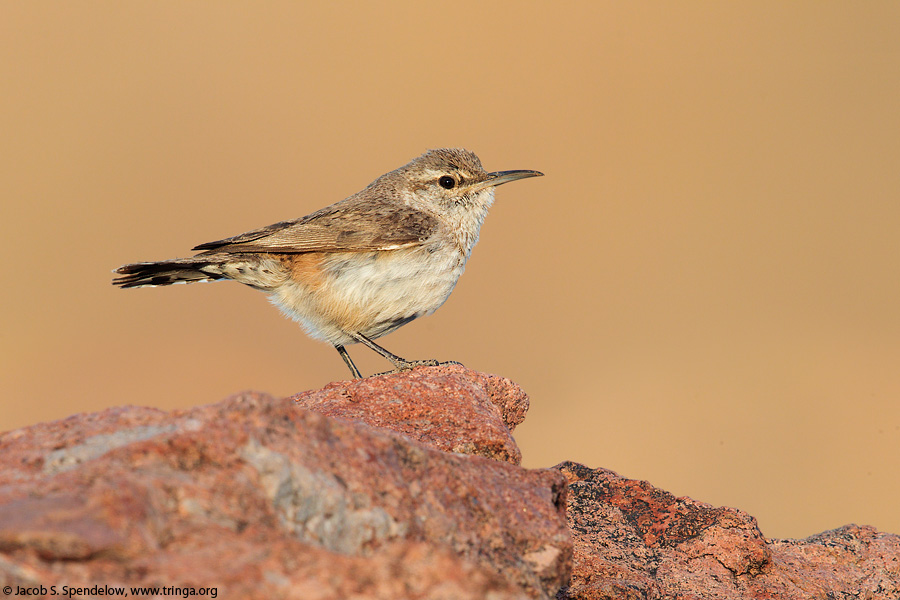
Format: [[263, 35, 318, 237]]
[[470, 169, 544, 192]]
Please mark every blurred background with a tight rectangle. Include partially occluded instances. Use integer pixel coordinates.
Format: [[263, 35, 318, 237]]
[[2, 2, 898, 540]]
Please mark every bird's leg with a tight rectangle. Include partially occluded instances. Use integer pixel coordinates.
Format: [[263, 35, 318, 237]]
[[334, 344, 362, 379], [348, 332, 449, 373]]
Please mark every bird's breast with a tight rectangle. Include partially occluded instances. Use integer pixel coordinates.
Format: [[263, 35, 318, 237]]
[[269, 244, 468, 344]]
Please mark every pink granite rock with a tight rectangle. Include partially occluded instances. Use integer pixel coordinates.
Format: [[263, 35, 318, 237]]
[[292, 363, 528, 464], [0, 370, 569, 599], [556, 461, 900, 599], [2, 367, 898, 599]]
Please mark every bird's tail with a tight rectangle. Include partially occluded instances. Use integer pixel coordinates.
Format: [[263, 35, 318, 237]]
[[112, 257, 226, 288]]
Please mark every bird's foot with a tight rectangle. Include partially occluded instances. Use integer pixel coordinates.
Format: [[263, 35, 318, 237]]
[[372, 359, 463, 377]]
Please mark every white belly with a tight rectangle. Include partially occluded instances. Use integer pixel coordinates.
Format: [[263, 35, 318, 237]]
[[268, 246, 466, 346]]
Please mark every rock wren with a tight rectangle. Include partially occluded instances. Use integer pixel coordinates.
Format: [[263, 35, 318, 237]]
[[113, 148, 542, 378]]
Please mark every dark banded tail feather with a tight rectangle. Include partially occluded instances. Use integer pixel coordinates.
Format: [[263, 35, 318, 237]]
[[112, 259, 225, 289]]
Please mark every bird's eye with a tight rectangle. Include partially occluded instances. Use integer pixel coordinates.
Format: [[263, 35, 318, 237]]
[[438, 175, 456, 189]]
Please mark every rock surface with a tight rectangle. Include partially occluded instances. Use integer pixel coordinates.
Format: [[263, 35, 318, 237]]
[[1, 365, 898, 599], [557, 461, 900, 599], [292, 365, 527, 465], [0, 367, 570, 599]]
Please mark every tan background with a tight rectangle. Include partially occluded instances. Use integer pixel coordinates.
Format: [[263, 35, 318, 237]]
[[2, 2, 898, 540]]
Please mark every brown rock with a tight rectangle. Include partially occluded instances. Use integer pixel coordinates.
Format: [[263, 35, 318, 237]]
[[292, 363, 528, 464], [5, 367, 897, 599], [0, 368, 570, 599], [556, 461, 900, 599]]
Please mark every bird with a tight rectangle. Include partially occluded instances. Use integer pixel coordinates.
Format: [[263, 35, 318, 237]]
[[113, 148, 542, 378]]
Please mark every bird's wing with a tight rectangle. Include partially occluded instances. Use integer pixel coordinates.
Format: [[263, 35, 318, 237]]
[[192, 199, 438, 254]]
